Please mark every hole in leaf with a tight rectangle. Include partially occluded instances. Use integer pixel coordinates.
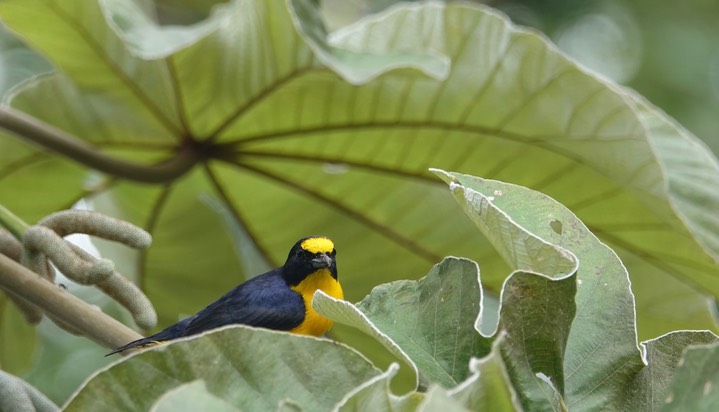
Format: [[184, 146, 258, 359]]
[[550, 219, 563, 235]]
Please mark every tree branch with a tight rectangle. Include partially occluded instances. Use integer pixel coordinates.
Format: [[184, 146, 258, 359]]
[[0, 254, 142, 349], [0, 106, 199, 183]]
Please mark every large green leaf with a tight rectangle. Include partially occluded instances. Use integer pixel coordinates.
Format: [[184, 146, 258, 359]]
[[660, 341, 719, 411], [0, 0, 717, 364], [351, 257, 489, 387], [497, 271, 575, 410], [64, 326, 381, 411], [438, 170, 638, 409], [434, 170, 719, 410]]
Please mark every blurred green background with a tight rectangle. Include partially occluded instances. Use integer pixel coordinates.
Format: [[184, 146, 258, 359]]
[[493, 0, 719, 156]]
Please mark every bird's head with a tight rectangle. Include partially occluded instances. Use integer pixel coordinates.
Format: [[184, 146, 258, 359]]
[[283, 236, 337, 286]]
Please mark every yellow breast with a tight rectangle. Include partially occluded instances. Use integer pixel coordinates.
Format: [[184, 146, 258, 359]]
[[290, 268, 343, 336]]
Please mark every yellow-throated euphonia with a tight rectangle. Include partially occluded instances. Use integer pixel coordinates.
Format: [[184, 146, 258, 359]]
[[108, 236, 343, 355]]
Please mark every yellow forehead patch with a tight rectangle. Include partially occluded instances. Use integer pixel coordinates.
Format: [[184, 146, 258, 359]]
[[301, 237, 334, 254]]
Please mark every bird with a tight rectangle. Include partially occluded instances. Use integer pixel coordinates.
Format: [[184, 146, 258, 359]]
[[107, 236, 343, 355]]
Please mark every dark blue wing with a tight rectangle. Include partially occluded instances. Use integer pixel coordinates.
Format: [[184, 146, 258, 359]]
[[107, 269, 304, 356], [181, 270, 305, 336]]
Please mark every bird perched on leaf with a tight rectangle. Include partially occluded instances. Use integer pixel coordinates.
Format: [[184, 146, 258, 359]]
[[107, 236, 343, 355]]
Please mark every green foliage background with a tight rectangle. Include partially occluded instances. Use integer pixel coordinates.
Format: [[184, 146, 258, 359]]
[[0, 0, 717, 409]]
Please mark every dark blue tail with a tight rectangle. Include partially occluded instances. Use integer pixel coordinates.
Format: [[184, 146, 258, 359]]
[[105, 318, 191, 356]]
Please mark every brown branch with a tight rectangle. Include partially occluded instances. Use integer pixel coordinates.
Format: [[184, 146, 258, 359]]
[[1, 228, 44, 323], [0, 107, 199, 183], [0, 253, 142, 349]]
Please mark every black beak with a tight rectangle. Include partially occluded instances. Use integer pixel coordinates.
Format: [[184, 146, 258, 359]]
[[311, 253, 332, 269]]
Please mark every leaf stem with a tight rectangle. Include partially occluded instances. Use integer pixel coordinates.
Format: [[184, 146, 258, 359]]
[[0, 107, 199, 183], [0, 203, 29, 240]]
